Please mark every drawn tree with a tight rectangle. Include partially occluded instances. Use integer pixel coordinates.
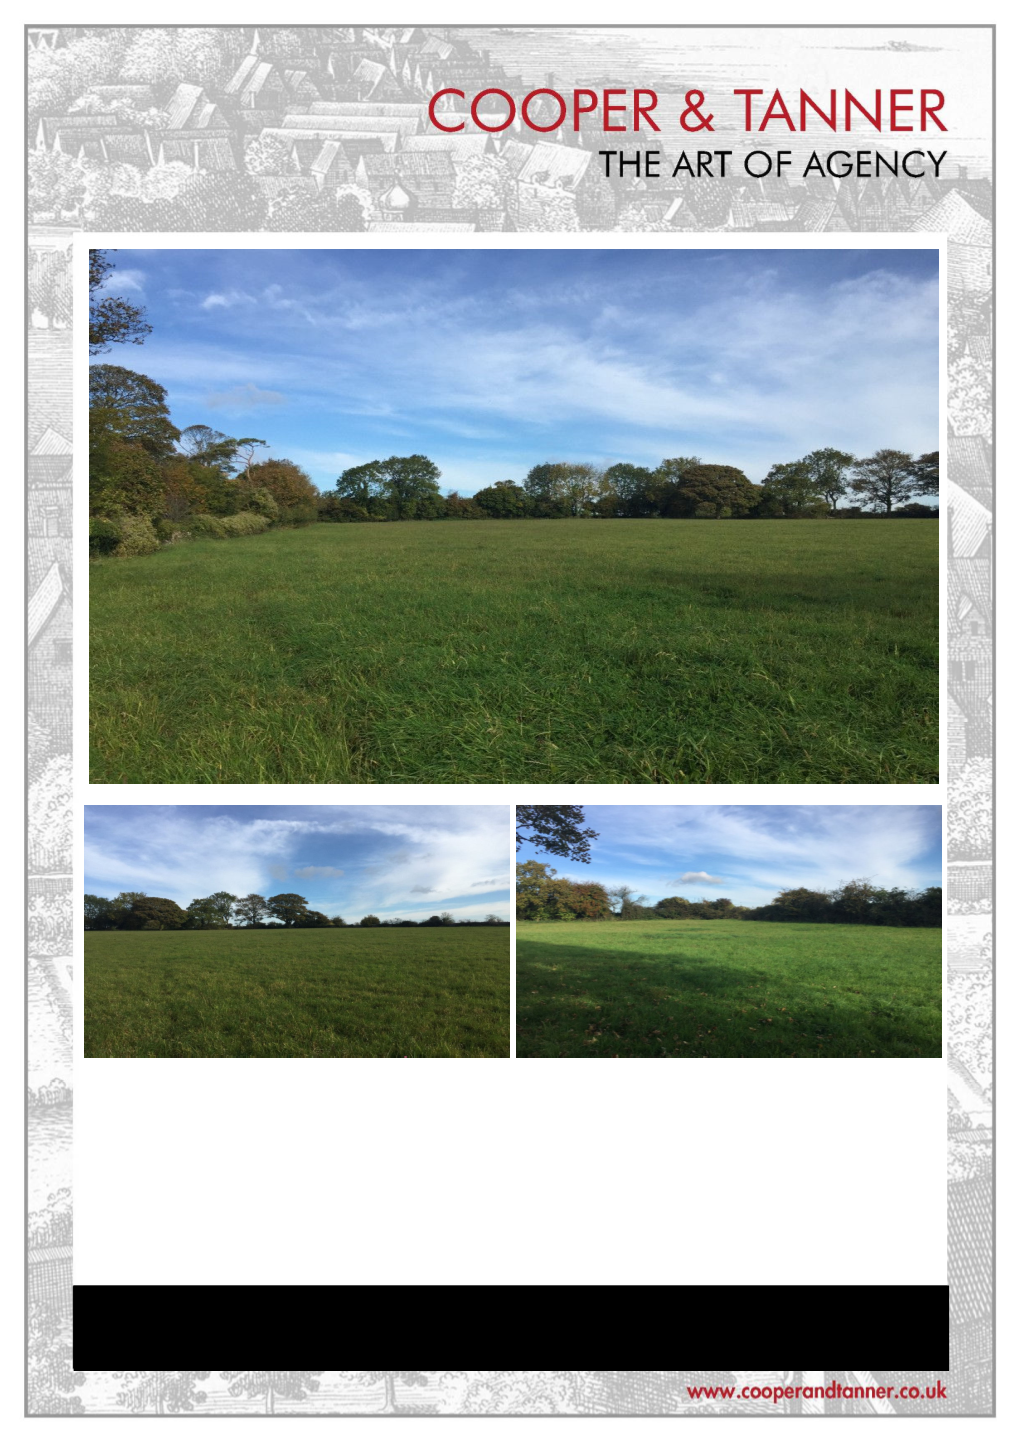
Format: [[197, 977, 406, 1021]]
[[245, 133, 292, 177], [223, 1371, 322, 1416], [335, 191, 368, 231], [113, 1371, 210, 1415], [27, 1300, 84, 1414], [341, 1371, 432, 1414], [457, 1371, 583, 1413], [29, 248, 73, 327], [29, 151, 87, 220], [451, 155, 514, 213]]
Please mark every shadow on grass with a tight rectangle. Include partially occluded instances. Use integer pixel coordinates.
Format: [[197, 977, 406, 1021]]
[[516, 940, 941, 1059]]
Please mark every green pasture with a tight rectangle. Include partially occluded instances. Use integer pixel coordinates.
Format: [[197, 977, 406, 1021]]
[[516, 920, 942, 1058], [85, 927, 511, 1058], [90, 519, 937, 783]]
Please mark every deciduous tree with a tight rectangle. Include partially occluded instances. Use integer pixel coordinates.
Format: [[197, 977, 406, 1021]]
[[911, 450, 939, 497], [266, 893, 309, 927], [472, 479, 531, 518], [84, 894, 117, 930], [606, 884, 647, 917], [121, 896, 187, 930], [756, 462, 828, 518], [516, 805, 597, 862], [798, 447, 856, 513], [523, 462, 606, 518], [850, 449, 917, 513], [185, 897, 224, 929], [89, 364, 179, 457], [89, 250, 151, 353], [379, 454, 444, 520], [603, 462, 658, 517], [515, 861, 574, 921], [234, 894, 269, 927], [294, 910, 333, 927], [660, 462, 759, 519]]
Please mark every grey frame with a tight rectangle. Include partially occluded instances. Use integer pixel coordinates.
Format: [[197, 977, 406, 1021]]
[[27, 21, 991, 1416]]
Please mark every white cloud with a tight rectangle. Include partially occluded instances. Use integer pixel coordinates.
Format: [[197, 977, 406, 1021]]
[[206, 382, 286, 412], [580, 805, 940, 907], [294, 865, 344, 879], [106, 268, 147, 294], [678, 871, 725, 885]]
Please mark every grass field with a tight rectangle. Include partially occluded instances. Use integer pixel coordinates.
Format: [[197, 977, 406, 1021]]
[[516, 921, 942, 1058], [85, 928, 510, 1058], [90, 518, 937, 783]]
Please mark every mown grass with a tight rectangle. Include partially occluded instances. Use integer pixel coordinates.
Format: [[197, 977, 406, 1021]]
[[85, 928, 510, 1058], [90, 519, 937, 783], [516, 921, 942, 1058]]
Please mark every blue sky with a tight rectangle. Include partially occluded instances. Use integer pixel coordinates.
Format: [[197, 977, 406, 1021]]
[[85, 805, 513, 922], [97, 248, 939, 496], [516, 805, 943, 908]]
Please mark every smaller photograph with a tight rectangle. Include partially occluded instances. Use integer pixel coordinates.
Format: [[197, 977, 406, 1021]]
[[84, 805, 512, 1058], [516, 804, 942, 1059]]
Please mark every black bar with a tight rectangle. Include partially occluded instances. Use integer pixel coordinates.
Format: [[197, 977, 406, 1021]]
[[73, 1285, 949, 1369]]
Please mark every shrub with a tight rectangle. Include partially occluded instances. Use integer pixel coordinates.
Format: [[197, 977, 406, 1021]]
[[188, 513, 229, 538], [153, 517, 191, 544], [111, 515, 158, 557], [89, 516, 121, 556], [443, 493, 486, 519], [245, 488, 280, 521], [220, 512, 270, 537], [277, 501, 319, 526], [319, 495, 373, 523], [247, 457, 318, 511]]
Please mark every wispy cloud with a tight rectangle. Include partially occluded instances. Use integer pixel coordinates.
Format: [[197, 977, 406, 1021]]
[[85, 806, 513, 921], [101, 249, 938, 493], [519, 805, 942, 910]]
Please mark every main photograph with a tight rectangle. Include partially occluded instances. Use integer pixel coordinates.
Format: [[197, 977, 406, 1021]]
[[89, 246, 939, 784]]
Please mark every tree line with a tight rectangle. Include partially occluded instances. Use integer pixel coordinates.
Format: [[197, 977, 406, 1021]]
[[84, 892, 507, 931], [90, 255, 938, 555], [517, 863, 941, 928], [329, 449, 938, 523]]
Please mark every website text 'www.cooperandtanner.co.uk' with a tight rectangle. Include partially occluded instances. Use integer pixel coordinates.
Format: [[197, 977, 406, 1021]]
[[687, 1381, 948, 1404]]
